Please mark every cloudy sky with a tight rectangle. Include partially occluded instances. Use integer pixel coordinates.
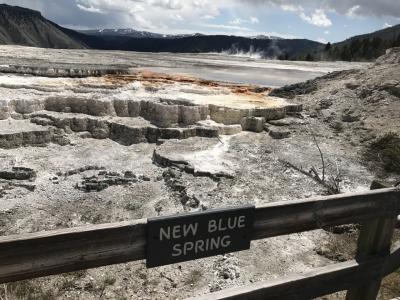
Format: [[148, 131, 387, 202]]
[[3, 0, 400, 42]]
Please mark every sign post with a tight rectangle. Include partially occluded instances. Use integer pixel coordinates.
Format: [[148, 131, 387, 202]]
[[146, 205, 255, 268]]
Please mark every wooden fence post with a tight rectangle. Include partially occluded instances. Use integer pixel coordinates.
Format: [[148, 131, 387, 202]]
[[346, 184, 397, 300]]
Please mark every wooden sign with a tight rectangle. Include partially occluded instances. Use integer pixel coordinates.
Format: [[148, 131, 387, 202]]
[[146, 205, 255, 268]]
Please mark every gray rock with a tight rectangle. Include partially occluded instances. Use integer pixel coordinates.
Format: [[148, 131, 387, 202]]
[[241, 116, 265, 132], [52, 135, 70, 146], [210, 105, 251, 125], [345, 82, 360, 90], [0, 100, 10, 120], [92, 128, 109, 139], [319, 98, 333, 109], [0, 167, 36, 181], [254, 107, 286, 121], [113, 99, 129, 117], [124, 171, 136, 178], [268, 117, 306, 127], [342, 111, 361, 122], [284, 104, 303, 113], [79, 131, 92, 139], [269, 127, 291, 139]]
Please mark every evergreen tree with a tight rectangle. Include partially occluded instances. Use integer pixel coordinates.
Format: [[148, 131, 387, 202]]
[[324, 42, 331, 51], [305, 53, 314, 61], [340, 45, 351, 61]]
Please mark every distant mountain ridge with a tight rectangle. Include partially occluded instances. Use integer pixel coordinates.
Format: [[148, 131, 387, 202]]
[[0, 4, 322, 59], [79, 28, 205, 39], [0, 4, 86, 49], [0, 4, 399, 61], [78, 34, 322, 59], [302, 24, 400, 61], [79, 29, 283, 41]]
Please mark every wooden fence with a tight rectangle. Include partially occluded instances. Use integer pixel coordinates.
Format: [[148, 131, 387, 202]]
[[0, 187, 399, 299]]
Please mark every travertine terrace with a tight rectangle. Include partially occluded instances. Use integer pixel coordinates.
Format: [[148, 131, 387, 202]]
[[1, 45, 398, 299]]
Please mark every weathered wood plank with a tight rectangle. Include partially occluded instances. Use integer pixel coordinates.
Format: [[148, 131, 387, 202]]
[[253, 187, 400, 240], [0, 188, 399, 283], [346, 185, 398, 300], [345, 217, 397, 300], [187, 259, 384, 300], [0, 219, 147, 283], [383, 246, 400, 277]]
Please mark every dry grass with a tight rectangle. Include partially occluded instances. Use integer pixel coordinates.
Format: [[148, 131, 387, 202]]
[[317, 229, 400, 299], [364, 132, 400, 174], [184, 269, 203, 286], [0, 281, 55, 300], [316, 228, 358, 262]]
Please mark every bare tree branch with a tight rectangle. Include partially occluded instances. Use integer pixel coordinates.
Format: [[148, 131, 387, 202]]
[[311, 130, 325, 182]]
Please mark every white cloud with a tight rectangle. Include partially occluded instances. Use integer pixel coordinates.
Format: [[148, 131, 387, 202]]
[[239, 0, 400, 18], [276, 4, 332, 28], [76, 3, 104, 13], [324, 30, 330, 35], [201, 24, 253, 31], [9, 0, 400, 41], [280, 4, 302, 13], [300, 9, 332, 27], [346, 5, 360, 18], [317, 37, 328, 44], [150, 0, 183, 10], [229, 16, 259, 25], [250, 16, 259, 24], [170, 13, 183, 21], [74, 0, 223, 31], [202, 14, 216, 20], [383, 22, 393, 28], [229, 18, 243, 25]]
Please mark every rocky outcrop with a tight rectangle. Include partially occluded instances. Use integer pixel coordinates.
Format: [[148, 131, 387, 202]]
[[269, 70, 357, 99], [56, 165, 106, 177], [1, 97, 210, 127], [375, 47, 400, 65], [254, 107, 287, 120], [9, 99, 45, 115], [269, 127, 291, 139], [0, 100, 10, 119], [75, 171, 150, 192], [1, 93, 302, 136], [268, 117, 308, 127], [43, 97, 209, 127], [209, 105, 251, 125], [341, 110, 361, 123], [0, 65, 129, 78], [0, 129, 51, 148], [162, 168, 201, 209], [153, 148, 234, 181], [29, 111, 219, 146], [0, 167, 36, 181], [45, 97, 116, 117], [0, 165, 37, 193], [208, 104, 297, 126], [0, 119, 70, 149], [196, 120, 242, 135], [241, 117, 265, 133]]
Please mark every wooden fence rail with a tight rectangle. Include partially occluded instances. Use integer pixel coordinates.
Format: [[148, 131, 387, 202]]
[[0, 187, 399, 299], [188, 257, 386, 300], [187, 246, 400, 300]]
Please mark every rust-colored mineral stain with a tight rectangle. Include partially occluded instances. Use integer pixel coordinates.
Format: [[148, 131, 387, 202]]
[[102, 71, 272, 96]]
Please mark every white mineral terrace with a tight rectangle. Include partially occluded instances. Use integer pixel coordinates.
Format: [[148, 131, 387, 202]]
[[0, 45, 368, 130], [0, 45, 369, 86]]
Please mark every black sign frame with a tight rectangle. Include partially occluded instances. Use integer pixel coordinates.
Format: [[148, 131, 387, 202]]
[[146, 205, 255, 268]]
